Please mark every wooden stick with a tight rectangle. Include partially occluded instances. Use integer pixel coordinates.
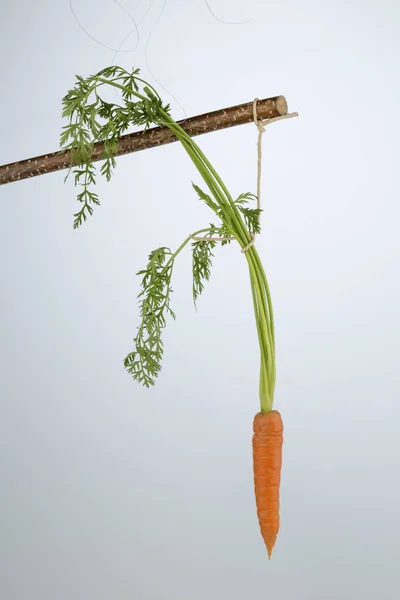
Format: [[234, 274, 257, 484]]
[[0, 95, 288, 186]]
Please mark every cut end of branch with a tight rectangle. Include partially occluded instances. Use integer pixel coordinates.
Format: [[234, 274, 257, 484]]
[[275, 96, 288, 116]]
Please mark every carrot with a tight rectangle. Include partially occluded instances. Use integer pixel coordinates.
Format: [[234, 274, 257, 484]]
[[253, 410, 283, 559], [60, 66, 288, 558]]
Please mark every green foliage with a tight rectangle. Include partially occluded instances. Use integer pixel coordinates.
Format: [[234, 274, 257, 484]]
[[60, 66, 274, 407], [192, 237, 217, 306], [192, 183, 232, 240], [60, 65, 171, 228], [122, 183, 262, 385], [123, 247, 176, 387], [234, 192, 261, 234], [192, 183, 219, 213], [192, 184, 261, 239]]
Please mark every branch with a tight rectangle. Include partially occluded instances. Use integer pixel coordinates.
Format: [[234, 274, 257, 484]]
[[0, 95, 288, 186]]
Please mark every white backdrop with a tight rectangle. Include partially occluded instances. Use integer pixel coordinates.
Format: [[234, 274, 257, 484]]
[[1, 1, 399, 599]]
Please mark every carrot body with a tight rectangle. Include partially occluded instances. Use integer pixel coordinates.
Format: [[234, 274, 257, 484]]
[[252, 410, 283, 558]]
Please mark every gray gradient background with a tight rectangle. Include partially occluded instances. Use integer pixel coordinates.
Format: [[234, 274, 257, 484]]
[[1, 1, 399, 598]]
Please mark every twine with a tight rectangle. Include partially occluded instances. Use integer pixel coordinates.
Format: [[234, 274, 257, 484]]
[[191, 100, 298, 251]]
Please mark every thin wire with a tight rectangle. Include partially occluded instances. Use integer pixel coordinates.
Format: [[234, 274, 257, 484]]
[[111, 28, 140, 67], [70, 0, 186, 117], [111, 0, 157, 67], [144, 0, 188, 120], [69, 0, 139, 52], [110, 1, 157, 103], [70, 0, 257, 129], [204, 0, 254, 25], [138, 0, 158, 23]]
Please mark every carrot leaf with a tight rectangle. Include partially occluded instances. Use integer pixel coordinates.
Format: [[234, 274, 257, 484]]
[[123, 247, 175, 387], [192, 237, 217, 307], [60, 66, 171, 228]]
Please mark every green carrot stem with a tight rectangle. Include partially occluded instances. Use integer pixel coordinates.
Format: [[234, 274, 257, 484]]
[[70, 71, 277, 412]]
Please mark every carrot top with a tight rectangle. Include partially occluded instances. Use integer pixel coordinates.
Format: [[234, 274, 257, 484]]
[[60, 66, 276, 412]]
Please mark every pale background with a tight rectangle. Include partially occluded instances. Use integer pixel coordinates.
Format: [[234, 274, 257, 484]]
[[1, 1, 399, 599]]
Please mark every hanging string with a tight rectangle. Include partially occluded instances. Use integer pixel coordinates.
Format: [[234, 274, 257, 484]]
[[241, 101, 298, 252], [191, 102, 298, 252]]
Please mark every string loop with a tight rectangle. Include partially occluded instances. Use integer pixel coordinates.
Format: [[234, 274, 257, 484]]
[[191, 101, 298, 252]]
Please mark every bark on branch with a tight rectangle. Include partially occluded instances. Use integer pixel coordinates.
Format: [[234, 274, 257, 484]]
[[0, 95, 288, 186]]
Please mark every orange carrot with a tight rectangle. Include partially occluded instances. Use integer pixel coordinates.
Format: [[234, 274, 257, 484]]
[[252, 410, 283, 559]]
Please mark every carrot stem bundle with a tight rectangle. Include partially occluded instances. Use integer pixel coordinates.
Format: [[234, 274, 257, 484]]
[[158, 112, 277, 412]]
